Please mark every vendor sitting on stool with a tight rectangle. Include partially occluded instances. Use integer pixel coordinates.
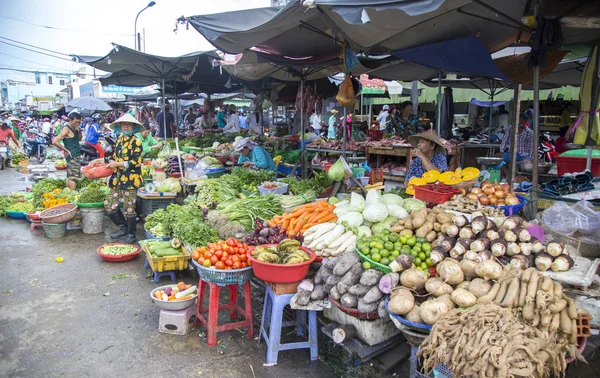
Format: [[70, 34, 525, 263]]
[[235, 138, 276, 172], [404, 132, 449, 187], [497, 113, 533, 178], [89, 114, 144, 244]]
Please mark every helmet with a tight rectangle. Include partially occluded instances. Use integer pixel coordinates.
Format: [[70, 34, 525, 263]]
[[92, 113, 102, 121], [84, 117, 92, 122], [524, 108, 534, 117], [68, 110, 82, 120]]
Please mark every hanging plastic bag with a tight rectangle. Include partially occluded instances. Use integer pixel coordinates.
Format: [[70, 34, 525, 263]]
[[157, 143, 172, 159], [336, 76, 355, 108]]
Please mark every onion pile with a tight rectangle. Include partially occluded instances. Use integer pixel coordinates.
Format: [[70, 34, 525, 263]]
[[467, 181, 519, 207]]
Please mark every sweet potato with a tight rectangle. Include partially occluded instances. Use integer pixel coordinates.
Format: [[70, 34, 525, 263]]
[[336, 262, 363, 295], [324, 257, 338, 271], [340, 293, 358, 309], [349, 284, 370, 296], [378, 300, 389, 320], [363, 286, 384, 304], [477, 282, 500, 305], [494, 280, 509, 304], [324, 274, 343, 293], [310, 285, 326, 300], [330, 286, 341, 300], [358, 298, 378, 313], [332, 252, 361, 276], [379, 272, 400, 294], [500, 277, 520, 307], [360, 269, 384, 287], [314, 267, 325, 284]]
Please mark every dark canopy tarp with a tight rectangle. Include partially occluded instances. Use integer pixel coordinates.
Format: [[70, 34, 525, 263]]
[[72, 44, 232, 93], [186, 0, 530, 56], [391, 36, 508, 80]]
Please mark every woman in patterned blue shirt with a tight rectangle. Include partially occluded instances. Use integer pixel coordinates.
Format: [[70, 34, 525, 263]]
[[404, 132, 449, 187]]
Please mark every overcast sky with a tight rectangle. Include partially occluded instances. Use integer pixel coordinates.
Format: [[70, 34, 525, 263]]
[[0, 0, 270, 81]]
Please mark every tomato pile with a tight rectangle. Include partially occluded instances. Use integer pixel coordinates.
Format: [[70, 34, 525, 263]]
[[192, 238, 252, 270]]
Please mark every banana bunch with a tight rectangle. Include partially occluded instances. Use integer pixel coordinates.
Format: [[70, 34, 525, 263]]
[[283, 250, 311, 264], [252, 239, 311, 265], [277, 239, 301, 254]]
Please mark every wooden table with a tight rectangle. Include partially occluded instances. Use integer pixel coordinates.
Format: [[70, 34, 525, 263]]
[[458, 143, 500, 168]]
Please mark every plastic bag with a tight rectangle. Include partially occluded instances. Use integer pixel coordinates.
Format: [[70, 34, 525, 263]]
[[157, 143, 171, 159], [336, 76, 355, 108], [541, 200, 600, 236]]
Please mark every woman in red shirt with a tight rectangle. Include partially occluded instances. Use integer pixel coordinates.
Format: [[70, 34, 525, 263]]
[[554, 126, 569, 154], [0, 120, 19, 163]]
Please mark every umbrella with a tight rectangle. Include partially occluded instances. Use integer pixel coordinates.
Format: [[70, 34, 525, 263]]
[[67, 97, 112, 112], [440, 87, 455, 140], [573, 45, 600, 170]]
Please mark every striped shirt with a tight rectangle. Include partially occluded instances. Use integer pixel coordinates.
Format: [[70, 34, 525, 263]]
[[500, 125, 534, 156]]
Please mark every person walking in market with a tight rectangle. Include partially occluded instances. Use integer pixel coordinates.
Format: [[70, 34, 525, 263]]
[[89, 114, 144, 244], [52, 111, 83, 190], [85, 113, 105, 158], [0, 120, 19, 165], [327, 109, 338, 139], [497, 113, 534, 179]]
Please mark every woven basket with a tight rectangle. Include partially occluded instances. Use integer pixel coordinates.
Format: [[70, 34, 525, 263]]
[[39, 203, 78, 224], [538, 214, 600, 258]]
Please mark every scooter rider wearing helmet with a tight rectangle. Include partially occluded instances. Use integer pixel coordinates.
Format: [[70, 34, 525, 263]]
[[52, 110, 83, 190], [85, 113, 105, 158]]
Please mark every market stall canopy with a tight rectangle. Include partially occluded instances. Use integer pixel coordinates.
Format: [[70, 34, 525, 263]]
[[72, 44, 231, 93], [390, 36, 508, 80], [185, 0, 531, 55]]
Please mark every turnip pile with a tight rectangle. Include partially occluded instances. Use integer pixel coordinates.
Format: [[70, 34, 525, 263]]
[[417, 303, 585, 378]]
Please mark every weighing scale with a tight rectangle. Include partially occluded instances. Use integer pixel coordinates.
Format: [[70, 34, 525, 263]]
[[476, 157, 504, 184]]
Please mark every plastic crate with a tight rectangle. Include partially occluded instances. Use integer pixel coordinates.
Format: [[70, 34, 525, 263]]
[[278, 163, 301, 176], [139, 196, 176, 217], [144, 228, 170, 241], [191, 259, 253, 286], [367, 130, 383, 141], [414, 184, 458, 204], [140, 240, 191, 272], [556, 156, 600, 176], [258, 182, 288, 195]]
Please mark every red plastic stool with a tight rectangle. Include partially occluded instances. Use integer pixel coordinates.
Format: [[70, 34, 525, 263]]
[[195, 280, 253, 346], [30, 220, 43, 231]]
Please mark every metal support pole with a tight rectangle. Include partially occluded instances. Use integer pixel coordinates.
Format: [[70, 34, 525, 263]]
[[411, 81, 419, 116], [162, 79, 167, 139], [531, 66, 540, 217], [508, 84, 522, 188], [436, 71, 442, 134], [300, 79, 305, 179], [488, 92, 494, 143], [342, 107, 347, 158]]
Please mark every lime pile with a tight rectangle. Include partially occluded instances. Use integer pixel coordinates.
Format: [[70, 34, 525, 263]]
[[356, 229, 433, 274]]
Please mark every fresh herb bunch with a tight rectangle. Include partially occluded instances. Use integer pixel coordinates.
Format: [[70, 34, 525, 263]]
[[78, 183, 106, 203], [230, 167, 276, 187], [280, 171, 332, 195], [388, 187, 409, 199], [217, 194, 282, 230], [144, 204, 219, 248]]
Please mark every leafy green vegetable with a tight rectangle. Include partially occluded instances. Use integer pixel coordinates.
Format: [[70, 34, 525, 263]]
[[327, 159, 345, 181], [388, 187, 410, 199], [217, 194, 282, 230], [77, 183, 106, 203], [279, 171, 332, 195], [7, 202, 34, 213], [144, 204, 218, 248], [230, 167, 276, 187], [31, 178, 66, 209]]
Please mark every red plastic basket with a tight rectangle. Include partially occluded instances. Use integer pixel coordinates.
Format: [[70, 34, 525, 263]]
[[367, 130, 383, 141], [556, 156, 600, 176], [82, 164, 114, 179], [414, 184, 459, 204], [324, 163, 333, 172], [318, 185, 335, 198], [247, 244, 316, 284], [96, 243, 141, 262]]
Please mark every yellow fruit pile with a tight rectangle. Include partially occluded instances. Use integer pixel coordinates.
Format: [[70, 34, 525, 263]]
[[406, 167, 481, 195], [42, 189, 70, 208]]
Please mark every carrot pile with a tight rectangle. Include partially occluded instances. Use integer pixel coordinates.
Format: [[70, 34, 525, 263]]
[[269, 200, 337, 236]]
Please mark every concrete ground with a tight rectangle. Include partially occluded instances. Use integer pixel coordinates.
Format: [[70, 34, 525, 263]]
[[0, 166, 598, 378]]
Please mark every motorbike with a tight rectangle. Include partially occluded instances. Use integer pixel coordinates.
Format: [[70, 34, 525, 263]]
[[538, 132, 558, 163], [24, 133, 50, 164], [80, 133, 116, 164], [0, 141, 8, 170]]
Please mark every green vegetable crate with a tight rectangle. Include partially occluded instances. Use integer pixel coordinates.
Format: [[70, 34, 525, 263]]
[[137, 193, 176, 217], [140, 239, 191, 272]]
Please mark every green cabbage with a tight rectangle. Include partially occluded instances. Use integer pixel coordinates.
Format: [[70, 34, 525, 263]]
[[381, 193, 404, 206], [349, 192, 366, 212], [155, 178, 182, 193], [371, 217, 396, 235], [356, 226, 372, 238], [365, 189, 383, 204], [402, 198, 426, 213], [337, 212, 364, 228], [387, 203, 409, 219], [327, 159, 345, 181], [363, 203, 389, 223]]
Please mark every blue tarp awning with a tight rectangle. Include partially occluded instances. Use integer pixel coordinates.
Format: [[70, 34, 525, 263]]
[[391, 36, 508, 81], [471, 98, 510, 107]]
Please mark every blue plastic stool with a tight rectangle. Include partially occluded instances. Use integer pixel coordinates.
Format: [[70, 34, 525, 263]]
[[144, 257, 176, 283], [259, 286, 318, 364]]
